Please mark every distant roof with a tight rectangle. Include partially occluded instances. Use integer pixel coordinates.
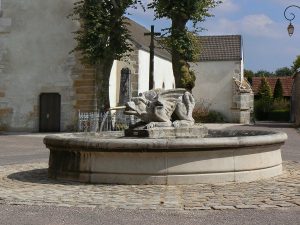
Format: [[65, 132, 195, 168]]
[[252, 77, 294, 97], [126, 19, 172, 61], [197, 35, 242, 61]]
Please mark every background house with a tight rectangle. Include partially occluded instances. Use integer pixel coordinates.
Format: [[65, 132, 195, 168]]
[[252, 77, 294, 100], [251, 76, 294, 122], [191, 35, 253, 124]]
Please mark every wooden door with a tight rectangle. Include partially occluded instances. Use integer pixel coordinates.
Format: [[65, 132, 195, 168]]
[[39, 93, 61, 132]]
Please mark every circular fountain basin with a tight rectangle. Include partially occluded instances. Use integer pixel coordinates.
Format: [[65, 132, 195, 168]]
[[44, 130, 287, 185]]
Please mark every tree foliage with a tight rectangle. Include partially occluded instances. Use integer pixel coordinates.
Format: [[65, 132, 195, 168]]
[[292, 55, 300, 73], [70, 0, 143, 111], [257, 77, 272, 100], [273, 78, 283, 100], [148, 0, 221, 91], [244, 69, 254, 84], [71, 0, 136, 64], [256, 76, 273, 115], [255, 70, 274, 77], [275, 67, 293, 77]]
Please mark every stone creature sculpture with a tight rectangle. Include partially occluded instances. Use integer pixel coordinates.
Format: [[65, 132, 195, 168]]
[[124, 88, 195, 129]]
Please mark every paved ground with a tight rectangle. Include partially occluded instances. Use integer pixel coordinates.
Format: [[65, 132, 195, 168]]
[[0, 161, 299, 210], [0, 205, 299, 225], [0, 123, 299, 224], [0, 134, 49, 166]]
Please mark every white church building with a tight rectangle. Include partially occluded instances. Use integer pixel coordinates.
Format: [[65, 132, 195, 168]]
[[0, 0, 252, 132]]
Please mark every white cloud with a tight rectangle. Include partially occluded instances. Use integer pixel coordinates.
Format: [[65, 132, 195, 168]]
[[126, 0, 155, 19], [205, 14, 284, 38], [241, 14, 280, 37], [214, 0, 239, 14]]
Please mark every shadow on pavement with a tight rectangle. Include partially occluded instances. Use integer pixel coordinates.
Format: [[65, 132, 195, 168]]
[[7, 169, 119, 187], [7, 169, 85, 186]]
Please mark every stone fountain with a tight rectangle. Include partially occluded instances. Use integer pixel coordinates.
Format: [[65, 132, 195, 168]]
[[44, 89, 287, 184]]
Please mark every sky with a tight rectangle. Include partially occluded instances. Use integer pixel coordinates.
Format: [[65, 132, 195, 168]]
[[127, 0, 300, 73]]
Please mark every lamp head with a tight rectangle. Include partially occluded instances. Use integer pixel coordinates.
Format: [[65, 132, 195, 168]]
[[288, 22, 294, 36]]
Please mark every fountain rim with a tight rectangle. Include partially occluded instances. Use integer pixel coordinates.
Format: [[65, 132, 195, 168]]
[[44, 130, 288, 153]]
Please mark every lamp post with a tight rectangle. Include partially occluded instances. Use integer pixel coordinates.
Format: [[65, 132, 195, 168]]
[[284, 5, 300, 36]]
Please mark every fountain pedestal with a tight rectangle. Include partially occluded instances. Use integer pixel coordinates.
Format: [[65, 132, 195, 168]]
[[124, 124, 208, 138]]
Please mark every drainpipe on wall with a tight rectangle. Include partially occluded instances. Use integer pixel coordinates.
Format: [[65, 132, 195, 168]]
[[0, 0, 2, 17]]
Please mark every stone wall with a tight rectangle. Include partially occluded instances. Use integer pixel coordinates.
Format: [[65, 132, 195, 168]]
[[0, 7, 12, 130], [232, 91, 254, 124], [0, 0, 78, 131], [72, 60, 96, 112]]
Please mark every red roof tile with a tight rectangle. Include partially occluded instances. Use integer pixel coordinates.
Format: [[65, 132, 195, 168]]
[[252, 77, 294, 97]]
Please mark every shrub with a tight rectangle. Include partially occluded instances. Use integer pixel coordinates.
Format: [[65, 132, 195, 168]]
[[203, 111, 225, 123], [256, 77, 273, 116], [273, 79, 283, 100], [272, 99, 290, 111], [254, 99, 269, 120], [193, 109, 225, 123], [254, 98, 290, 121], [192, 99, 225, 123], [268, 110, 290, 121]]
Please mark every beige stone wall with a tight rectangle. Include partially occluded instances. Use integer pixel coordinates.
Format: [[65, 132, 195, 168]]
[[0, 0, 79, 131], [72, 62, 96, 113]]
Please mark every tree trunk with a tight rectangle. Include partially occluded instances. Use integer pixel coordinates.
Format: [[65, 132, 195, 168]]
[[95, 58, 114, 112], [171, 17, 195, 91]]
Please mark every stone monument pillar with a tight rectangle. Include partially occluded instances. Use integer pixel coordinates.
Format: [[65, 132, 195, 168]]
[[119, 68, 131, 106]]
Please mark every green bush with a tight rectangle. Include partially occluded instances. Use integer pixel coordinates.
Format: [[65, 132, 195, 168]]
[[268, 110, 290, 121], [272, 99, 290, 111], [254, 99, 290, 121], [254, 99, 271, 120]]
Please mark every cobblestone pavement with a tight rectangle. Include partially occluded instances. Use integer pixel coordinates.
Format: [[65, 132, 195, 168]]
[[0, 161, 299, 211]]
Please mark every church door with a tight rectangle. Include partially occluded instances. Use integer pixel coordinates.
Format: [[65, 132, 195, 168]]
[[39, 93, 61, 132]]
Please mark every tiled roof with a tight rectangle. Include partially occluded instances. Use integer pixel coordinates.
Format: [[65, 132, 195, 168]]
[[252, 77, 294, 97], [126, 19, 242, 62], [197, 35, 242, 61]]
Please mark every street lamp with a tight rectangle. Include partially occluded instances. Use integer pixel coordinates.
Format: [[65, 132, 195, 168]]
[[284, 5, 300, 36]]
